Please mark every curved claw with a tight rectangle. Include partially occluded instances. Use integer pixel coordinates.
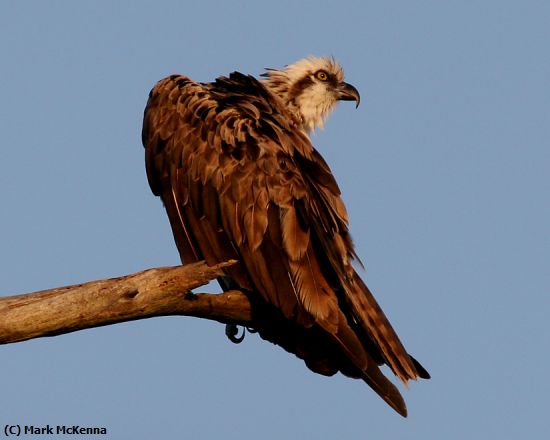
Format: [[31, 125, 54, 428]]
[[225, 324, 245, 344]]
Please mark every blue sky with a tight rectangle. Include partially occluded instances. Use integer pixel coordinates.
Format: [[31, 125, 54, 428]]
[[1, 1, 548, 438]]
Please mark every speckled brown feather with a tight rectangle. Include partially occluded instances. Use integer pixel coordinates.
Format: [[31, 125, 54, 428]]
[[142, 70, 428, 416]]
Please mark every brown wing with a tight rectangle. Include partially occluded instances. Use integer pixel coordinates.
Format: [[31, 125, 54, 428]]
[[142, 72, 428, 416]]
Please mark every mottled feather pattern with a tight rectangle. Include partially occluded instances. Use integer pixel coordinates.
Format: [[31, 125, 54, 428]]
[[142, 59, 428, 416]]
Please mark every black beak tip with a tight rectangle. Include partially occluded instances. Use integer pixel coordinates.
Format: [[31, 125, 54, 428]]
[[338, 82, 361, 108]]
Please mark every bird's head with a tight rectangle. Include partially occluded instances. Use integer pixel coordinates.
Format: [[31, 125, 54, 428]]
[[261, 56, 360, 132]]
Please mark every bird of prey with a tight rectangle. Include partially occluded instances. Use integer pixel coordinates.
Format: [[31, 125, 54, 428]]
[[142, 56, 429, 416]]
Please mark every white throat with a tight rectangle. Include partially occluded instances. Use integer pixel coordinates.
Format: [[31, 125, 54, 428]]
[[292, 83, 338, 132]]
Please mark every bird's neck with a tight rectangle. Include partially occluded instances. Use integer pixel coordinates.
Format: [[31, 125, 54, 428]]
[[262, 78, 335, 133]]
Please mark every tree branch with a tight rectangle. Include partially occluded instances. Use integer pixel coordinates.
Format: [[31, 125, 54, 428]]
[[0, 260, 253, 345]]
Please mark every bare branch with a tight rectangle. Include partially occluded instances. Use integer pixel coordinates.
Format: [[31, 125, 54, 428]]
[[0, 260, 253, 345]]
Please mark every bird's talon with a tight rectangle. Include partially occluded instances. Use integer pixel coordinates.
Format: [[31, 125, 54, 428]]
[[225, 324, 245, 343]]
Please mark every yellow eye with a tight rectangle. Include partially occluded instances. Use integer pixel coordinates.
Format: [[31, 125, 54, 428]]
[[315, 70, 329, 81]]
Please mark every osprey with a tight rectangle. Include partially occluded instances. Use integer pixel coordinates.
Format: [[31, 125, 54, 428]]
[[142, 57, 429, 416]]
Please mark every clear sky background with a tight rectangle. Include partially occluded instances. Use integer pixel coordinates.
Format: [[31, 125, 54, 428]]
[[1, 1, 548, 438]]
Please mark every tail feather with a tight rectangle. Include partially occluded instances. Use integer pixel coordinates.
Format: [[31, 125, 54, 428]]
[[317, 310, 408, 417], [345, 272, 422, 383], [410, 354, 431, 379]]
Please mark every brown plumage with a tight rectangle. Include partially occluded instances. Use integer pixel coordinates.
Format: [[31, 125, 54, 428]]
[[142, 57, 429, 416]]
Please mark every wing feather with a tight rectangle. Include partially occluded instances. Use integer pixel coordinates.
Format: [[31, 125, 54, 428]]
[[281, 206, 310, 260]]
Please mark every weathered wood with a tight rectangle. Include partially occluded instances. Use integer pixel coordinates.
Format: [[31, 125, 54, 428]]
[[0, 260, 252, 345]]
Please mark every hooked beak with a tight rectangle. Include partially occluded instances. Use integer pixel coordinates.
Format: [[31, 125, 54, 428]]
[[337, 82, 361, 108]]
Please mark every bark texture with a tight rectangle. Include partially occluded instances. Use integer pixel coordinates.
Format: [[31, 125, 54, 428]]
[[0, 260, 252, 345]]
